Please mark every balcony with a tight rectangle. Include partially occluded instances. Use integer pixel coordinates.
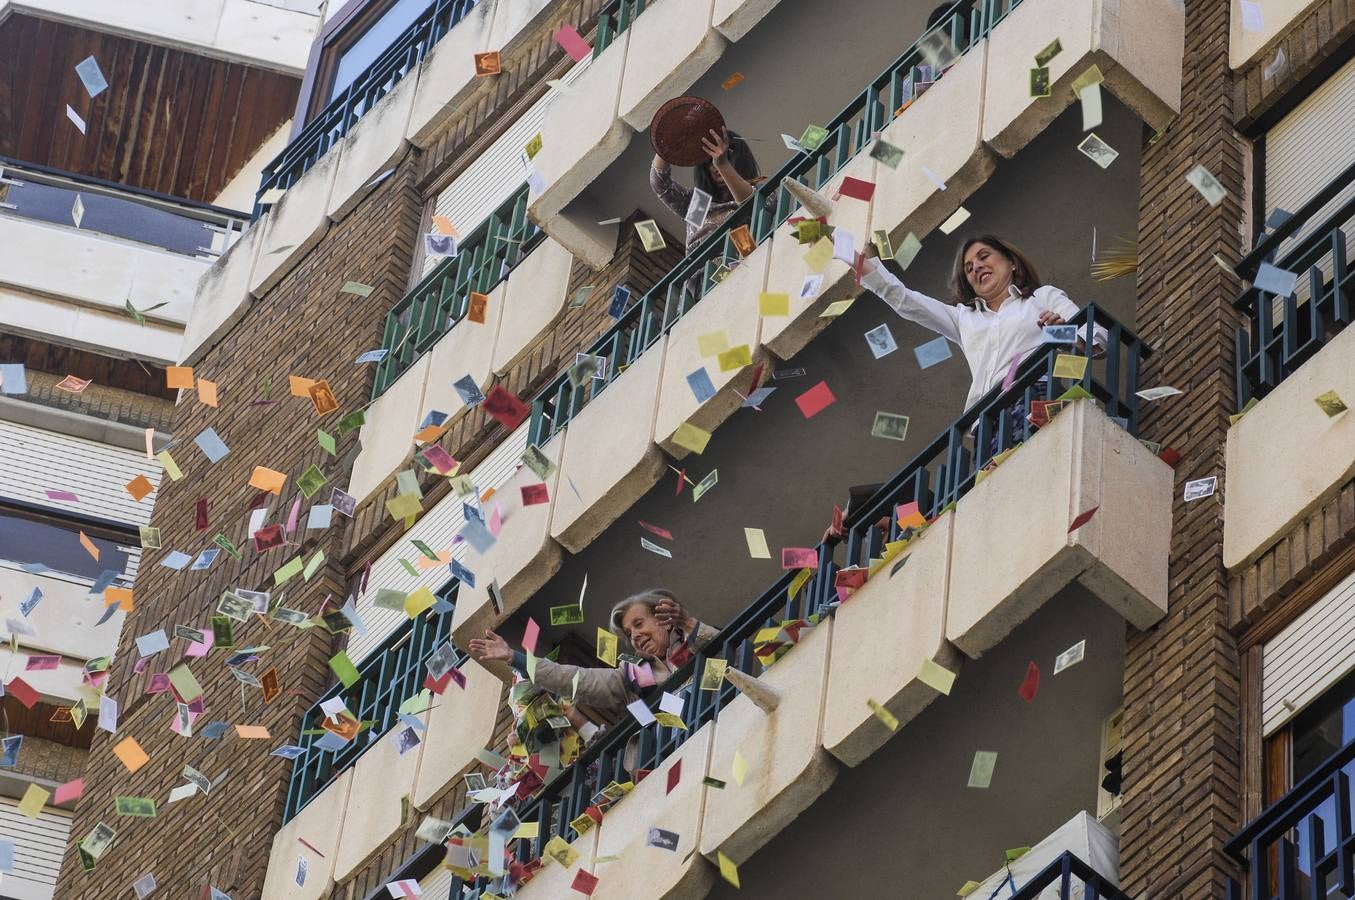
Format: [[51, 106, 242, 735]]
[[1223, 161, 1355, 577], [264, 584, 505, 896], [1225, 735, 1355, 900], [0, 159, 247, 365]]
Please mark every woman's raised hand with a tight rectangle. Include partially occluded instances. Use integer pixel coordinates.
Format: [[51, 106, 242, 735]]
[[467, 629, 514, 663], [700, 127, 732, 162], [654, 597, 696, 635]]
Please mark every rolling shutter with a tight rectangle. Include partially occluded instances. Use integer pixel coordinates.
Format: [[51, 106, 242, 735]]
[[1264, 54, 1355, 254], [419, 862, 457, 899], [0, 796, 71, 900], [1262, 566, 1355, 736], [420, 56, 592, 278], [346, 422, 530, 662]]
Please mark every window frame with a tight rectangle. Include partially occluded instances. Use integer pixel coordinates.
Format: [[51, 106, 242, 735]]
[[292, 0, 417, 135]]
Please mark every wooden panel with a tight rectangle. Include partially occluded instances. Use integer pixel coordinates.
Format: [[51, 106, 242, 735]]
[[0, 13, 299, 204]]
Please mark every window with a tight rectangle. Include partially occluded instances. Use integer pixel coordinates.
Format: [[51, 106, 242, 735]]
[[327, 0, 431, 102], [0, 509, 131, 581]]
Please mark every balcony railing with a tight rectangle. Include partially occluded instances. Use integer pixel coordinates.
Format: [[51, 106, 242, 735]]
[[252, 0, 481, 218], [1009, 851, 1131, 900], [0, 156, 248, 258], [282, 583, 462, 822], [445, 305, 1150, 887], [527, 0, 1019, 446], [1233, 159, 1355, 411], [370, 184, 543, 398], [593, 0, 648, 58], [1225, 735, 1355, 900]]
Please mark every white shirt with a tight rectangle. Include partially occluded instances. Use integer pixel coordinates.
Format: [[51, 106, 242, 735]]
[[861, 263, 1107, 412]]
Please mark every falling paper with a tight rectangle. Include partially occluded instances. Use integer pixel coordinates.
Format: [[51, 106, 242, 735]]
[[1053, 640, 1086, 674], [1186, 165, 1227, 206], [938, 207, 971, 235], [1184, 476, 1218, 501], [914, 336, 953, 369], [967, 751, 998, 788]]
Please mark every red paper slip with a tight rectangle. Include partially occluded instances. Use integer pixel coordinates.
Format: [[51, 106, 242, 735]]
[[794, 381, 836, 418]]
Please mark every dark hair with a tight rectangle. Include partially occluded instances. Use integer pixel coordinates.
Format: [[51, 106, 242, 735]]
[[692, 130, 760, 203], [949, 235, 1042, 305], [926, 4, 956, 30]]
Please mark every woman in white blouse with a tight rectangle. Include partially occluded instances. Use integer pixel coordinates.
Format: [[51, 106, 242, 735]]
[[861, 234, 1105, 417]]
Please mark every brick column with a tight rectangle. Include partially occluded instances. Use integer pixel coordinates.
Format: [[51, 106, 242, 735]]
[[1120, 0, 1250, 895]]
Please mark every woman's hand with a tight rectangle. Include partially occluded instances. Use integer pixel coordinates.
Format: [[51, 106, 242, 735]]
[[654, 597, 697, 636], [468, 629, 514, 664], [701, 127, 732, 164], [1037, 310, 1065, 327]]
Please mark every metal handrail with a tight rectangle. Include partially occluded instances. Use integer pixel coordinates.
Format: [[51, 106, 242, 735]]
[[282, 581, 464, 822], [489, 304, 1148, 879], [526, 0, 1016, 447], [1008, 851, 1131, 900], [252, 0, 481, 218], [1232, 165, 1354, 410], [1224, 734, 1355, 900], [370, 183, 543, 398]]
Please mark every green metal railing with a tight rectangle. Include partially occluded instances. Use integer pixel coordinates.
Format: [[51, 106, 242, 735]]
[[371, 185, 543, 399], [594, 0, 647, 57], [527, 0, 1019, 445]]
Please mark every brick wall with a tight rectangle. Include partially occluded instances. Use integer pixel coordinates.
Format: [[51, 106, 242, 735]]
[[54, 157, 424, 899], [1119, 0, 1251, 894], [1234, 0, 1355, 130]]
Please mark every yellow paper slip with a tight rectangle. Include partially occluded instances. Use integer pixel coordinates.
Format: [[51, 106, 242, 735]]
[[918, 657, 957, 695], [1052, 353, 1089, 380], [731, 749, 748, 786], [717, 345, 752, 372], [17, 784, 49, 818], [697, 330, 729, 358], [671, 422, 712, 455], [803, 236, 834, 273], [157, 450, 183, 481], [596, 628, 618, 666], [867, 698, 900, 731], [405, 586, 436, 617], [743, 527, 771, 559], [758, 292, 790, 316]]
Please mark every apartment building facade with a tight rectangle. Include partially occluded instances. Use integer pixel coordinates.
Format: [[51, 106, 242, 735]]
[[0, 1, 320, 896], [42, 0, 1355, 897]]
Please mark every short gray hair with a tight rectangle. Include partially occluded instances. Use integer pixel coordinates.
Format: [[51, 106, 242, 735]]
[[609, 588, 678, 636]]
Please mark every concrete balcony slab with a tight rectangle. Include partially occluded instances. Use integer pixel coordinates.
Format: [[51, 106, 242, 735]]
[[947, 401, 1171, 659], [249, 149, 340, 297], [421, 280, 506, 417], [262, 769, 352, 900], [412, 661, 505, 808], [514, 828, 599, 898], [450, 432, 567, 653], [700, 618, 840, 865], [590, 725, 716, 900], [822, 513, 963, 767], [327, 71, 418, 221], [348, 353, 431, 503], [405, 0, 496, 149], [333, 723, 426, 882], [492, 239, 575, 376], [712, 0, 780, 42], [1225, 325, 1355, 570], [759, 151, 876, 362], [549, 334, 668, 553], [617, 0, 726, 132], [653, 241, 769, 459], [180, 219, 262, 365]]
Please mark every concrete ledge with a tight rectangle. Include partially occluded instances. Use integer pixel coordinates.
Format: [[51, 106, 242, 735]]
[[947, 401, 1171, 659], [327, 71, 418, 222], [405, 0, 495, 149], [1225, 325, 1355, 570], [412, 662, 504, 808], [617, 0, 726, 132], [712, 0, 781, 41], [422, 279, 506, 416], [485, 0, 555, 55], [700, 620, 840, 865], [654, 241, 768, 458], [492, 238, 575, 375], [333, 724, 425, 882], [262, 768, 352, 899], [550, 335, 668, 554], [348, 354, 431, 504], [529, 29, 632, 258], [872, 42, 994, 249], [590, 725, 716, 900], [1230, 0, 1312, 68], [822, 513, 963, 767], [514, 827, 599, 898], [179, 220, 262, 365], [249, 149, 341, 297], [450, 433, 567, 653], [759, 152, 876, 362], [982, 0, 1182, 158]]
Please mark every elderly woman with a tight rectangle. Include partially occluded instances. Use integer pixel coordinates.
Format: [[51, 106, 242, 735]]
[[863, 235, 1106, 418], [467, 589, 717, 718]]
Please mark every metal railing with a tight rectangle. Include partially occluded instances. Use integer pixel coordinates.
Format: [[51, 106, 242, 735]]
[[453, 306, 1149, 887], [1225, 735, 1355, 900], [593, 0, 647, 57], [252, 0, 480, 218], [371, 184, 542, 398], [526, 0, 1019, 446], [1233, 158, 1355, 410], [1007, 851, 1132, 900], [0, 156, 249, 258], [282, 581, 463, 822]]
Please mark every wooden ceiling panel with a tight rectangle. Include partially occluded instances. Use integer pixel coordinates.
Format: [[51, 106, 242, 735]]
[[0, 13, 300, 205]]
